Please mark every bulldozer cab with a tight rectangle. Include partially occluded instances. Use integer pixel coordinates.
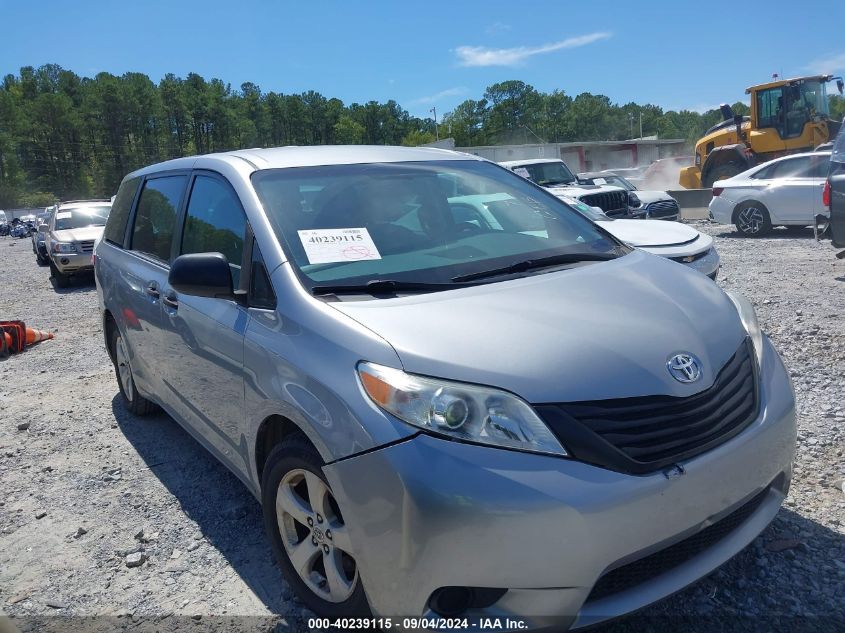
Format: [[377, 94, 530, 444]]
[[751, 78, 831, 144]]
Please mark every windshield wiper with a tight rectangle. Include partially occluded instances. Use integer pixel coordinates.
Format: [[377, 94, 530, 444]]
[[312, 279, 479, 296], [452, 252, 617, 283]]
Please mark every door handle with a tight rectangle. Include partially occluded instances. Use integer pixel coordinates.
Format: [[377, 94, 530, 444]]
[[162, 293, 179, 309], [145, 282, 160, 298]]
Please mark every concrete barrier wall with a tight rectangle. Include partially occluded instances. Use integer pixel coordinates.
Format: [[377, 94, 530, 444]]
[[668, 189, 712, 209]]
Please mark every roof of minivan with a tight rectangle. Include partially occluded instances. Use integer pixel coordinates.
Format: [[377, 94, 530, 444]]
[[127, 145, 483, 179]]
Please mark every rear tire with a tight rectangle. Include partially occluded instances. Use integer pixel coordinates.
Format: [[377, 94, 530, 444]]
[[108, 326, 157, 416], [733, 201, 772, 237], [261, 434, 370, 618], [49, 260, 70, 288]]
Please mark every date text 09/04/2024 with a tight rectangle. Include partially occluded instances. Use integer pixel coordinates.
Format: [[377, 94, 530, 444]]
[[308, 617, 530, 630]]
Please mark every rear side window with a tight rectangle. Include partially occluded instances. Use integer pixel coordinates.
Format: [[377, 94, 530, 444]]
[[181, 175, 248, 287], [769, 156, 812, 179], [103, 177, 140, 246], [131, 176, 187, 262]]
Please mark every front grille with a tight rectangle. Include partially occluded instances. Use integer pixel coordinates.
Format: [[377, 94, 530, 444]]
[[670, 249, 709, 264], [644, 199, 680, 218], [79, 240, 95, 252], [535, 338, 758, 474], [581, 191, 628, 215], [585, 483, 770, 603]]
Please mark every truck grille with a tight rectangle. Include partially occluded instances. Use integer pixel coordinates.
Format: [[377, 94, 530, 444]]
[[534, 338, 758, 474], [79, 240, 95, 253], [585, 482, 771, 604], [644, 199, 680, 219], [580, 191, 628, 216]]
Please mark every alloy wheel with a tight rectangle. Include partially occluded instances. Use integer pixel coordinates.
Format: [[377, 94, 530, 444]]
[[276, 469, 358, 603], [114, 335, 134, 402], [737, 207, 764, 234]]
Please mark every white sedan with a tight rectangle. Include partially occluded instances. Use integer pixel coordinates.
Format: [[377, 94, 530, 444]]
[[450, 193, 720, 280], [561, 195, 720, 280], [709, 151, 830, 236]]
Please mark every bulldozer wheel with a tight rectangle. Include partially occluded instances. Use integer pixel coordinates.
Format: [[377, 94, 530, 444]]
[[704, 163, 743, 188]]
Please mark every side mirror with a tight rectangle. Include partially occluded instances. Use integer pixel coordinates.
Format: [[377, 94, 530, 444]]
[[169, 252, 234, 299], [38, 224, 49, 232]]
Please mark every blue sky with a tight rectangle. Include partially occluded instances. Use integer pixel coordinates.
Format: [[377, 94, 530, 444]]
[[2, 0, 844, 120]]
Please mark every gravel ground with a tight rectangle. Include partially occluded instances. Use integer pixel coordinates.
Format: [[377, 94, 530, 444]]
[[1, 222, 844, 632]]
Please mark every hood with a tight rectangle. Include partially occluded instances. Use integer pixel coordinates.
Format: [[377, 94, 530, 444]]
[[545, 183, 624, 198], [633, 190, 675, 204], [330, 250, 745, 403], [52, 226, 105, 242], [598, 219, 701, 248]]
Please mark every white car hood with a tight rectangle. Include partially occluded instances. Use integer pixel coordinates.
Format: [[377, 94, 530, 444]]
[[634, 190, 675, 204], [599, 219, 711, 256]]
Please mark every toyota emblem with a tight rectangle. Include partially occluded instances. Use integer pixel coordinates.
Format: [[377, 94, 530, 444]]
[[667, 353, 702, 383]]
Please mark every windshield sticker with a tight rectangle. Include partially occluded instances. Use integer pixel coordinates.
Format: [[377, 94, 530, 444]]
[[513, 167, 531, 179], [55, 212, 72, 219], [298, 228, 382, 264], [592, 177, 607, 185]]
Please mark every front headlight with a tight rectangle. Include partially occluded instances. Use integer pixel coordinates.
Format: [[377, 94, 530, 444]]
[[628, 192, 642, 208], [725, 291, 764, 367], [358, 362, 567, 456], [52, 242, 76, 253]]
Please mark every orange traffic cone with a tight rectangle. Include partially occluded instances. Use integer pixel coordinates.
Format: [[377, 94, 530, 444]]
[[26, 327, 54, 345]]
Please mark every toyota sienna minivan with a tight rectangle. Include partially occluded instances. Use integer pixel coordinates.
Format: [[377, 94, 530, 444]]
[[95, 146, 796, 629]]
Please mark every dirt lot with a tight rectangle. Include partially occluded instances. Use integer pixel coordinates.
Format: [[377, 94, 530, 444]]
[[1, 223, 844, 632]]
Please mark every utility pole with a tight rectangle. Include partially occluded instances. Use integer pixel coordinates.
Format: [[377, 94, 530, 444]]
[[430, 107, 439, 141], [629, 113, 634, 139], [639, 112, 643, 139]]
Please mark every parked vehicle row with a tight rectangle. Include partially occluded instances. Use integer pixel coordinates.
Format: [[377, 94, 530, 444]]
[[92, 145, 794, 630], [500, 158, 718, 278]]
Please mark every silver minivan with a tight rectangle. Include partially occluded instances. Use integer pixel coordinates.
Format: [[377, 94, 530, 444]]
[[95, 146, 796, 629]]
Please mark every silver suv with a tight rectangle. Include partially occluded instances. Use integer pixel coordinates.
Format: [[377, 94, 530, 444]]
[[95, 146, 796, 629], [47, 199, 111, 287]]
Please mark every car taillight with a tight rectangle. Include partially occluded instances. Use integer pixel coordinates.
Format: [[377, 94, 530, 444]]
[[823, 180, 831, 208], [712, 187, 723, 197]]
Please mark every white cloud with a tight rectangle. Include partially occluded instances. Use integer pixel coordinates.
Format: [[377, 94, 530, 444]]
[[410, 87, 468, 104], [806, 52, 845, 74], [455, 32, 611, 67]]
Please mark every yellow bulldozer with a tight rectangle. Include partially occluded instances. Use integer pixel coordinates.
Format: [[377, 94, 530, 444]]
[[679, 74, 844, 189]]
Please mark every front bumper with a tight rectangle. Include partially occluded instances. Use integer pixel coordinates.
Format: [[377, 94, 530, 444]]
[[50, 251, 93, 274], [325, 338, 795, 629], [677, 247, 720, 280]]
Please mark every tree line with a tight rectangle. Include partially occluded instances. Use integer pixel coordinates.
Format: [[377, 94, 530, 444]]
[[1, 66, 843, 207]]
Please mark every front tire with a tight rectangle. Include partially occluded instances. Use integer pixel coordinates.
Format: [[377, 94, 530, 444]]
[[703, 163, 743, 188], [108, 326, 157, 416], [262, 435, 370, 617], [734, 201, 772, 237], [49, 260, 70, 288]]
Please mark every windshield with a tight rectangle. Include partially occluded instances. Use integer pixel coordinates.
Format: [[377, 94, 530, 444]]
[[513, 161, 576, 186], [589, 175, 636, 191], [798, 80, 829, 117], [54, 206, 110, 230], [252, 160, 622, 291]]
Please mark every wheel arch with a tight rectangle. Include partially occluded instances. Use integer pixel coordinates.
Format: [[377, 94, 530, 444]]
[[254, 414, 318, 486]]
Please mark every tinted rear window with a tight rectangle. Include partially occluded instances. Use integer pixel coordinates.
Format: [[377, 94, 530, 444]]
[[130, 176, 187, 262], [103, 177, 141, 246]]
